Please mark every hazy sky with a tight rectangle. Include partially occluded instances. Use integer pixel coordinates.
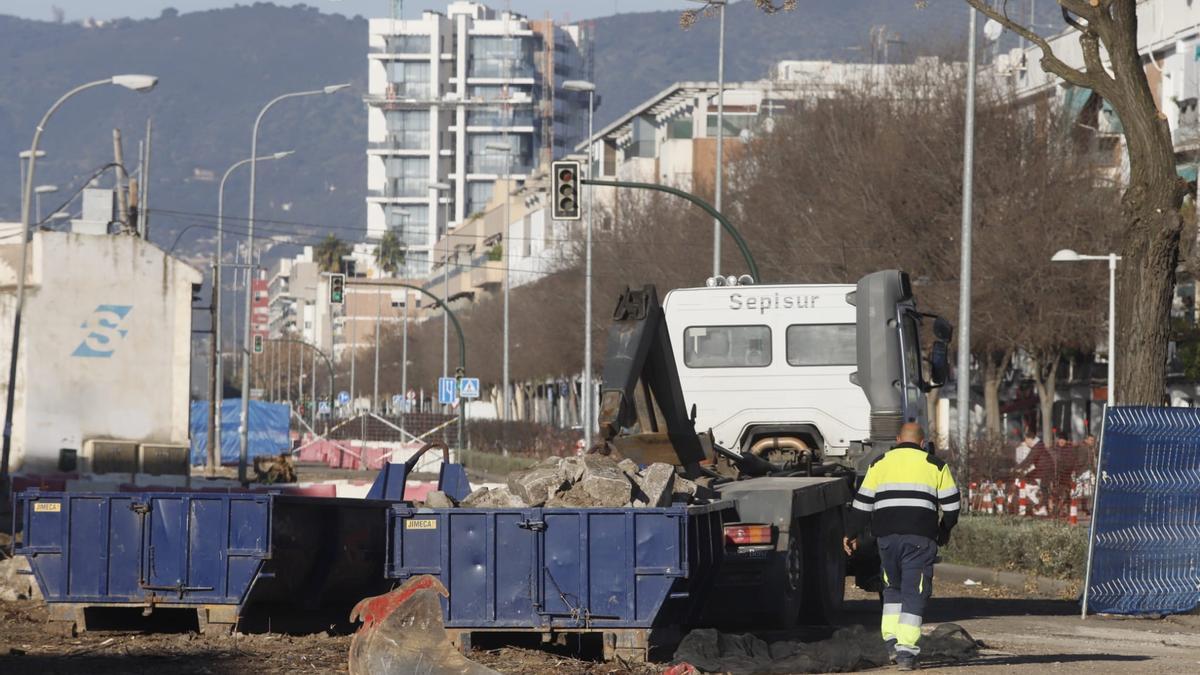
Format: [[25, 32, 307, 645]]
[[5, 0, 696, 23]]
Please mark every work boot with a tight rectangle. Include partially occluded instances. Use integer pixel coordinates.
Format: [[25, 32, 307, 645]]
[[895, 651, 919, 671], [884, 638, 897, 664]]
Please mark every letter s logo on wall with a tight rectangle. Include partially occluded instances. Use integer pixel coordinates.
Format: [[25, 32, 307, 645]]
[[71, 305, 133, 358]]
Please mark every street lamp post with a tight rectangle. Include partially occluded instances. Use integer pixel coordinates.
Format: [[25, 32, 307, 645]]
[[1052, 249, 1121, 408], [1, 74, 158, 494], [213, 151, 292, 476], [18, 150, 46, 213], [33, 185, 57, 224], [428, 181, 451, 398], [485, 142, 513, 421], [563, 79, 596, 448], [238, 83, 349, 485], [686, 0, 727, 276], [956, 8, 979, 473]]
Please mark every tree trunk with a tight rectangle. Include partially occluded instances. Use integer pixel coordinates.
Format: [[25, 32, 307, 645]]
[[1103, 5, 1187, 405], [981, 350, 1013, 439], [1031, 352, 1061, 446]]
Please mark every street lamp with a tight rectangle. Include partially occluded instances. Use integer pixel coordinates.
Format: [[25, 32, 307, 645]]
[[18, 150, 46, 213], [1052, 249, 1121, 408], [485, 142, 513, 421], [563, 79, 596, 449], [375, 209, 408, 414], [210, 150, 292, 476], [33, 185, 58, 224], [238, 82, 350, 485], [956, 9, 979, 471], [429, 181, 452, 391], [2, 74, 158, 493], [686, 0, 727, 277]]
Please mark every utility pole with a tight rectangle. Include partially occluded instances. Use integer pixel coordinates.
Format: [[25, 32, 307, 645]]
[[401, 291, 409, 426], [374, 285, 382, 413], [142, 117, 152, 240], [207, 263, 220, 476], [956, 8, 978, 476], [112, 129, 129, 231]]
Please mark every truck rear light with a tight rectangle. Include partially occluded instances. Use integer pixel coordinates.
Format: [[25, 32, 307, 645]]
[[724, 524, 773, 546]]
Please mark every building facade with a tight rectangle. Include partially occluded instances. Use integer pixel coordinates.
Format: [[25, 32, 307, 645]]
[[365, 1, 592, 278]]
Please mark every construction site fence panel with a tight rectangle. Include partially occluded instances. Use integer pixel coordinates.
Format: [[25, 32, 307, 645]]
[[1085, 406, 1200, 616]]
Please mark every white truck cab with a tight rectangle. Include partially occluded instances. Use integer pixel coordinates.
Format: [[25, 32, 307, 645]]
[[662, 272, 946, 473]]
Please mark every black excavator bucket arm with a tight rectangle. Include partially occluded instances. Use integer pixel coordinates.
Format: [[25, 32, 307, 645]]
[[595, 285, 708, 474]]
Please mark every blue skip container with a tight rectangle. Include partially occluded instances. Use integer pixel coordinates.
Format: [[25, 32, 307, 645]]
[[385, 501, 732, 660], [14, 490, 395, 634]]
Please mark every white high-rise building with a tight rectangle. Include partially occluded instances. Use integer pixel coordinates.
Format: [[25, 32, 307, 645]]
[[365, 2, 592, 278]]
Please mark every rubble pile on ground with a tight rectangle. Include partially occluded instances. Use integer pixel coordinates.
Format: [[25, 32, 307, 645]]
[[432, 455, 713, 509], [671, 623, 980, 673], [0, 554, 39, 603]]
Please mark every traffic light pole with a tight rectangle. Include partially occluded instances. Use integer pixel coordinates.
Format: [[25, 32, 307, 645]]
[[580, 178, 760, 283], [389, 283, 467, 452]]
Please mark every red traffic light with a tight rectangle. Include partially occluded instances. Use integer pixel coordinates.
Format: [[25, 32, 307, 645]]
[[558, 168, 574, 182]]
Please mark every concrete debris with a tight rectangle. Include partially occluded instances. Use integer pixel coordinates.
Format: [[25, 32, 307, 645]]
[[507, 466, 569, 507], [423, 491, 456, 509], [459, 486, 528, 509], [634, 462, 676, 507], [253, 453, 297, 484], [454, 455, 715, 509], [0, 555, 40, 602], [672, 623, 979, 673]]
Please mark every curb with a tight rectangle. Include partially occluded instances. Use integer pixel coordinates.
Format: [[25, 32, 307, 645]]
[[935, 562, 1079, 598]]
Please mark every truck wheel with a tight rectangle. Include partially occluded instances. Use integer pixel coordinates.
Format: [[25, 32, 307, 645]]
[[803, 508, 846, 625], [772, 523, 804, 628]]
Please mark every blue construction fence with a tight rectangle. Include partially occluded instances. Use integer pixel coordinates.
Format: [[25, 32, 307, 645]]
[[188, 399, 291, 466], [1085, 406, 1200, 615]]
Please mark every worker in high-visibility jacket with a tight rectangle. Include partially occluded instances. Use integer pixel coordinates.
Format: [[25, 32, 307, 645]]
[[843, 422, 960, 671]]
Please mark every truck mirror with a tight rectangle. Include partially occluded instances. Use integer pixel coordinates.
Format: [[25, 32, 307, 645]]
[[928, 340, 950, 388], [933, 316, 953, 342]]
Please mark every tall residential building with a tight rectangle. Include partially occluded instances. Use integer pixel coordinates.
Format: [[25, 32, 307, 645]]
[[365, 2, 592, 279]]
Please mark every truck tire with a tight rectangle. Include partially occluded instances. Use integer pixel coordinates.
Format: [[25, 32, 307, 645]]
[[772, 523, 805, 628], [803, 508, 846, 625]]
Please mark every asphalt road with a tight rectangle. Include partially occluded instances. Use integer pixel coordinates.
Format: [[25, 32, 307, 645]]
[[840, 581, 1200, 673]]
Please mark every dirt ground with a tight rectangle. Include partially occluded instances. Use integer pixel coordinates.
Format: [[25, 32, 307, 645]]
[[1, 578, 1198, 674]]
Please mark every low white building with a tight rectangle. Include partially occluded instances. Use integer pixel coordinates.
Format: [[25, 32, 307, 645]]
[[0, 231, 202, 476]]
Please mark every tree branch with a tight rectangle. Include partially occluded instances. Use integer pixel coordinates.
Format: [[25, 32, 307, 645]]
[[961, 0, 1105, 92]]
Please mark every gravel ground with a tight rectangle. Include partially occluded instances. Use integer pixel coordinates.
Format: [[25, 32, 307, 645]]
[[2, 576, 1197, 674]]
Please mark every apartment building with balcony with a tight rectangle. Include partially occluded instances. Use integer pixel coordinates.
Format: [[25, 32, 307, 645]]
[[365, 2, 592, 279]]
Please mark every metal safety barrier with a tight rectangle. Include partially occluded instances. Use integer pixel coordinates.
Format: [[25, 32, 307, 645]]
[[1083, 406, 1200, 617]]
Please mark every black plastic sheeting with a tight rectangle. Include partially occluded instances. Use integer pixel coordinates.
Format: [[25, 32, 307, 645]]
[[672, 623, 979, 673]]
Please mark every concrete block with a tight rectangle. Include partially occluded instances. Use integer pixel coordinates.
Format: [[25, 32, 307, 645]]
[[558, 456, 586, 484], [424, 491, 455, 508], [574, 455, 633, 507], [617, 458, 640, 476], [507, 467, 568, 507], [461, 486, 527, 509], [635, 463, 676, 507]]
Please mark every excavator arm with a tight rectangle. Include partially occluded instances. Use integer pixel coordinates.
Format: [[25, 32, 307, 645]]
[[595, 285, 708, 473]]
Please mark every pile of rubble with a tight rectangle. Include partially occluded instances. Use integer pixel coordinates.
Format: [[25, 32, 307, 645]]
[[425, 455, 714, 509]]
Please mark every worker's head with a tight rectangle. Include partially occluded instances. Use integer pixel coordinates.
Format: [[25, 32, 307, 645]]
[[896, 422, 925, 446]]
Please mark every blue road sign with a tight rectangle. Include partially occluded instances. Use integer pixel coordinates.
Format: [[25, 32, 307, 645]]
[[318, 401, 331, 415], [459, 377, 481, 399], [392, 393, 403, 408], [337, 390, 351, 406], [438, 377, 458, 405]]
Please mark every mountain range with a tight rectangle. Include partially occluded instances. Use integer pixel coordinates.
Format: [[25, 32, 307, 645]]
[[0, 1, 1052, 263]]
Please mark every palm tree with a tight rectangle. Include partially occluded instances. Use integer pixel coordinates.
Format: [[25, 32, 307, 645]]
[[314, 234, 351, 273], [374, 230, 406, 277]]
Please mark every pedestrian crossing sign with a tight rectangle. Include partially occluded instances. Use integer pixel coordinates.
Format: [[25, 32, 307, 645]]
[[459, 377, 481, 399]]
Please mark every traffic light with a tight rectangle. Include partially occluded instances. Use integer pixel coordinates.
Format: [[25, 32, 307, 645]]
[[552, 160, 581, 221], [253, 334, 264, 354], [329, 273, 346, 305], [190, 283, 204, 305]]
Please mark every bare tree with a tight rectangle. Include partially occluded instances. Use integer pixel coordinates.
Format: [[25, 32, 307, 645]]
[[750, 0, 1186, 405]]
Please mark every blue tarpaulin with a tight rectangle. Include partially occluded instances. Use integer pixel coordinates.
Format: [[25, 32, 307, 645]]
[[189, 399, 291, 466], [1085, 407, 1200, 616]]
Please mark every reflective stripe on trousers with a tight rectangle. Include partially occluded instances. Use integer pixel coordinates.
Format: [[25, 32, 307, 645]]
[[878, 533, 937, 654]]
